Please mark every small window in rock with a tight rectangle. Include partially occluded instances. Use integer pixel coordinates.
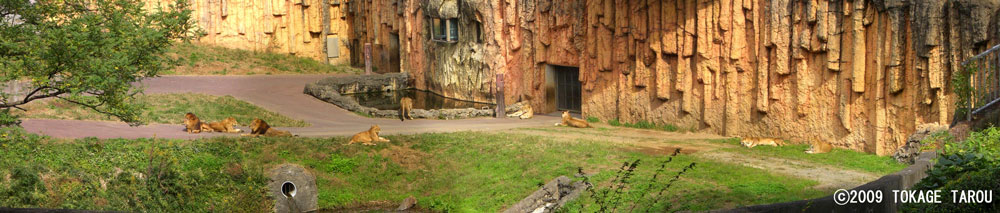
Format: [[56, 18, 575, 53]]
[[474, 21, 483, 43], [448, 19, 458, 41], [431, 18, 459, 43], [432, 18, 446, 41]]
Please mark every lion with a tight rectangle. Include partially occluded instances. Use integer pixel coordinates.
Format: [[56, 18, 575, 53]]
[[399, 97, 413, 121], [555, 111, 591, 128], [348, 125, 390, 146], [805, 139, 833, 154], [200, 123, 214, 133], [208, 117, 243, 133], [740, 137, 785, 148], [241, 118, 293, 137], [183, 112, 212, 133], [506, 102, 534, 119]]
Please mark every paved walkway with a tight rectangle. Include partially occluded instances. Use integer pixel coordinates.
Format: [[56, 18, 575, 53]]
[[21, 74, 561, 139]]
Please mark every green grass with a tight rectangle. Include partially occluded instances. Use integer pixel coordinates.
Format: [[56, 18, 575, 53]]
[[586, 116, 600, 123], [12, 93, 308, 127], [0, 128, 829, 212], [721, 143, 907, 175], [608, 119, 681, 132], [163, 42, 361, 75], [560, 157, 823, 211]]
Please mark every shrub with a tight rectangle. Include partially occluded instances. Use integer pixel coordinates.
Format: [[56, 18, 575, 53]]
[[608, 119, 622, 126], [902, 127, 1000, 212], [560, 149, 696, 212], [0, 109, 20, 127], [607, 119, 680, 132], [0, 166, 47, 207]]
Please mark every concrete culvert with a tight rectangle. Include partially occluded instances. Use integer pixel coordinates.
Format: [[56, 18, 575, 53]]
[[269, 164, 317, 213], [281, 181, 297, 198]]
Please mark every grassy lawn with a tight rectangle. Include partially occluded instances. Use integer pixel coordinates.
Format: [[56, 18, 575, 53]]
[[586, 116, 689, 132], [0, 128, 833, 212], [719, 142, 907, 175], [163, 42, 361, 75], [11, 93, 308, 127]]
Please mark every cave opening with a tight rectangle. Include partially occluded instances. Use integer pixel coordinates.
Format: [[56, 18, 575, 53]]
[[546, 64, 582, 113]]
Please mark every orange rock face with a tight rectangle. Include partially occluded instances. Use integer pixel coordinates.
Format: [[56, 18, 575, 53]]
[[144, 0, 353, 64], [163, 0, 1000, 156]]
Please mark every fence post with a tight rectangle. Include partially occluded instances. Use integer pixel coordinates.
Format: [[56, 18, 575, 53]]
[[364, 43, 372, 75], [495, 73, 505, 118]]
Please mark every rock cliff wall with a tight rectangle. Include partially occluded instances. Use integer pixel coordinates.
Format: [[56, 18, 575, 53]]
[[145, 0, 353, 64], [349, 0, 1000, 155]]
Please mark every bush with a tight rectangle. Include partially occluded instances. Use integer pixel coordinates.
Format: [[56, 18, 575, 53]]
[[607, 119, 680, 132], [0, 127, 271, 211], [0, 109, 21, 127], [902, 127, 1000, 212], [560, 149, 696, 212], [0, 166, 47, 206], [608, 119, 622, 126]]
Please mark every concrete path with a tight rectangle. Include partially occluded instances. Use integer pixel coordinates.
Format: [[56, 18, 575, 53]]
[[21, 74, 561, 139]]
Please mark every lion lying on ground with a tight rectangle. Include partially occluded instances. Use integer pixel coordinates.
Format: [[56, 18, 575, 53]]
[[208, 117, 243, 133], [555, 111, 591, 128], [739, 137, 785, 148], [506, 102, 533, 119], [241, 118, 293, 137], [805, 139, 833, 154], [183, 112, 213, 133], [348, 125, 390, 146]]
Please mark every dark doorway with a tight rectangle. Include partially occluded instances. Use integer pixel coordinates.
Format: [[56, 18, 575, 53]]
[[387, 33, 401, 73], [553, 65, 581, 112], [350, 39, 361, 67]]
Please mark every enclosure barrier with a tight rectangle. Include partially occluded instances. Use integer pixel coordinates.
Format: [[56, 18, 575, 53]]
[[960, 44, 1000, 121]]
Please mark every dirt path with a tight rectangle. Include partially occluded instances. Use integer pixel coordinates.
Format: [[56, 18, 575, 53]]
[[20, 75, 560, 139], [504, 125, 733, 154], [694, 152, 882, 190], [504, 125, 882, 190]]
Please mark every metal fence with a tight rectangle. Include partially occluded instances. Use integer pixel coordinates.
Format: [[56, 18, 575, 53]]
[[961, 44, 1000, 121]]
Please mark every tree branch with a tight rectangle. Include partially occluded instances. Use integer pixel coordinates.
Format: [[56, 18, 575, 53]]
[[55, 96, 112, 116], [21, 86, 50, 104], [0, 87, 64, 109]]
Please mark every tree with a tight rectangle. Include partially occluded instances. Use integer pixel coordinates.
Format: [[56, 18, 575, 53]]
[[0, 0, 194, 125]]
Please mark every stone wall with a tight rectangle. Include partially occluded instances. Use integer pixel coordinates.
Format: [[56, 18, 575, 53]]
[[144, 0, 353, 64], [348, 0, 1000, 156], [303, 73, 500, 119]]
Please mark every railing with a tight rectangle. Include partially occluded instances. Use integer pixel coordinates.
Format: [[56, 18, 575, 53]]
[[960, 44, 1000, 121]]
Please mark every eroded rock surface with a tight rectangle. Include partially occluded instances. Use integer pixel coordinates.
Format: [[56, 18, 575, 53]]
[[145, 0, 1000, 155], [345, 0, 1000, 155], [145, 0, 353, 64]]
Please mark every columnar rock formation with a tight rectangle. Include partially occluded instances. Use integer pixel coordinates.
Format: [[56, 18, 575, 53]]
[[144, 0, 353, 64], [346, 0, 1000, 156], [153, 0, 1000, 155]]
